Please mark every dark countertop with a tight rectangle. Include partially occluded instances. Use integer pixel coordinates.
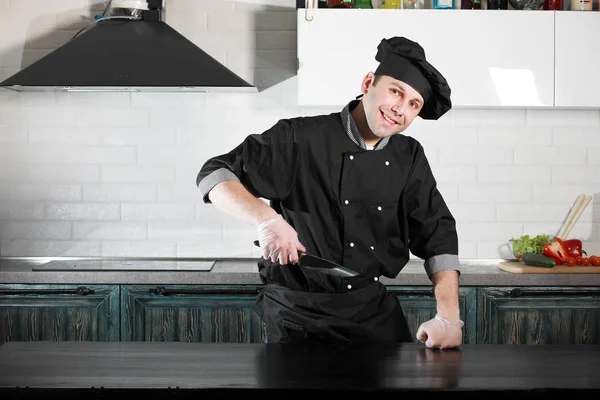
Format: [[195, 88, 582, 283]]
[[1, 257, 599, 286], [0, 341, 599, 397]]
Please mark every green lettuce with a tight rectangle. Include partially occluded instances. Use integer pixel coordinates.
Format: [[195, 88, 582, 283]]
[[510, 234, 552, 257]]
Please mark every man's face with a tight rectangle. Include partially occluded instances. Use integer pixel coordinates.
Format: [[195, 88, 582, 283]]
[[361, 73, 424, 139]]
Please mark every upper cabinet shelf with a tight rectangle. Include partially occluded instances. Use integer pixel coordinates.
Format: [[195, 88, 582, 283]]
[[298, 10, 599, 109]]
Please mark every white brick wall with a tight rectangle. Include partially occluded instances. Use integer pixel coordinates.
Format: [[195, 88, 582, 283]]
[[0, 0, 598, 260]]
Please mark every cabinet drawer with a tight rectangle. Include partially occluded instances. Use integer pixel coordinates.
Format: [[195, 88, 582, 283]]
[[121, 285, 265, 343], [477, 286, 600, 344], [0, 284, 119, 343]]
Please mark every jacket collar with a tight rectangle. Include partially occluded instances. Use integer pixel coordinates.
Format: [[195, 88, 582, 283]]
[[340, 100, 390, 151]]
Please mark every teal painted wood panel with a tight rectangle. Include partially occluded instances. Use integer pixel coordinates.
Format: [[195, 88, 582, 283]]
[[477, 286, 600, 344], [121, 285, 266, 343], [0, 284, 120, 343], [387, 286, 477, 344]]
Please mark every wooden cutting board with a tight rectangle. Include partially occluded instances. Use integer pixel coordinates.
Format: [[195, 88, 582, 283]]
[[499, 261, 600, 274]]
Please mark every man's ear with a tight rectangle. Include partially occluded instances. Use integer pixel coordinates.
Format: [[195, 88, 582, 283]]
[[361, 72, 375, 95]]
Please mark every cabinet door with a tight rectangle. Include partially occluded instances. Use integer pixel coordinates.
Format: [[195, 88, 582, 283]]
[[478, 287, 600, 345], [121, 285, 266, 343], [297, 9, 554, 108], [387, 286, 477, 344], [555, 12, 600, 107], [0, 284, 119, 344]]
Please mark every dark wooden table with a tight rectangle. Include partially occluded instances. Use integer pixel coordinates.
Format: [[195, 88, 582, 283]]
[[0, 341, 599, 399]]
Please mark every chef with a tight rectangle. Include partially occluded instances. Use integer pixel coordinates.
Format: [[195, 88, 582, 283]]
[[196, 36, 464, 349]]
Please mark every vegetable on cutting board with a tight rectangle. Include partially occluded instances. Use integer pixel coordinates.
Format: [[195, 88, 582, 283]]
[[562, 239, 587, 257], [543, 238, 587, 265], [521, 252, 556, 268], [510, 234, 551, 260], [543, 238, 567, 265]]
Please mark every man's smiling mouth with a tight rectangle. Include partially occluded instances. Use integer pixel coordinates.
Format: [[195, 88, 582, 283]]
[[381, 111, 398, 125]]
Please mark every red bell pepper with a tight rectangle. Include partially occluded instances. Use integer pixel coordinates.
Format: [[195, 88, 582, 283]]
[[561, 239, 587, 258], [543, 238, 567, 265]]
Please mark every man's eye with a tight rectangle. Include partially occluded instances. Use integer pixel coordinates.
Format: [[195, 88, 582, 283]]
[[391, 89, 399, 96]]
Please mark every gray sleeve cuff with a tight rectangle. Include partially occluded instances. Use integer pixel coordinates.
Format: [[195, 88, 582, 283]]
[[424, 254, 461, 278], [197, 168, 240, 203]]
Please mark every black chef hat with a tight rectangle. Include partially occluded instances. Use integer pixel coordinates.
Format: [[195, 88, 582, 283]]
[[373, 36, 451, 120]]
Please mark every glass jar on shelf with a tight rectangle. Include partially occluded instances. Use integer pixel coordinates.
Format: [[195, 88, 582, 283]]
[[353, 0, 373, 7], [461, 0, 482, 7], [488, 0, 509, 8], [542, 0, 563, 9], [570, 0, 592, 10], [404, 0, 424, 8], [327, 0, 354, 7], [380, 0, 402, 8], [433, 0, 454, 8]]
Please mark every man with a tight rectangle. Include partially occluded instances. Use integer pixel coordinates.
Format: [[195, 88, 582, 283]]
[[196, 36, 463, 349]]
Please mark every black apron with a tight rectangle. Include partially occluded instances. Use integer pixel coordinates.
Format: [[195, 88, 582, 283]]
[[255, 278, 413, 345]]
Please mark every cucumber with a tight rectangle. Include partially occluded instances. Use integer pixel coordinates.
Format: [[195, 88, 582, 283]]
[[521, 252, 556, 268]]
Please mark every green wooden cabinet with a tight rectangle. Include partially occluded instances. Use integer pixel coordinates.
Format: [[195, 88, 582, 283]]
[[0, 284, 119, 344], [121, 285, 266, 343], [477, 286, 600, 344], [3, 283, 599, 345], [121, 285, 474, 344], [388, 286, 477, 344]]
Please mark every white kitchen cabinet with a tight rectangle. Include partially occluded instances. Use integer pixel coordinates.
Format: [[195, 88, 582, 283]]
[[555, 12, 600, 108], [297, 9, 555, 108]]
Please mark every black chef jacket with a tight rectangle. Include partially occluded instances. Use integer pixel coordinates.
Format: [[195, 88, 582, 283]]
[[196, 101, 460, 343]]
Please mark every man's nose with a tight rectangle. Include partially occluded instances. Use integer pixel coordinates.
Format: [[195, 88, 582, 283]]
[[392, 102, 407, 115]]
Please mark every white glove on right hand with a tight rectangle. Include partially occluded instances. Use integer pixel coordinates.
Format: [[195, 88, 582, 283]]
[[257, 215, 306, 265], [416, 314, 464, 350]]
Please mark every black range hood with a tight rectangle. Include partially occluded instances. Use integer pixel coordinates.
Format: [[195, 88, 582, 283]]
[[0, 1, 256, 93]]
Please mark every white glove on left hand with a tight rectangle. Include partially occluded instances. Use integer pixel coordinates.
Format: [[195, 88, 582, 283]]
[[256, 214, 306, 265], [416, 314, 464, 349]]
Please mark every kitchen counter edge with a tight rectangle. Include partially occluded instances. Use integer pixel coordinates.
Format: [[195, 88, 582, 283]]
[[0, 258, 598, 286]]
